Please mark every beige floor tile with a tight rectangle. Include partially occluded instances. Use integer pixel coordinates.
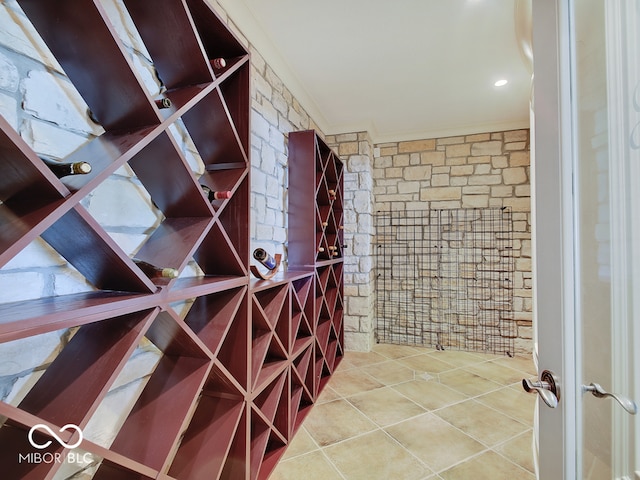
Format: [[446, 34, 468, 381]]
[[325, 368, 385, 397], [437, 369, 503, 397], [282, 427, 318, 460], [270, 450, 343, 480], [303, 399, 377, 447], [316, 385, 342, 404], [347, 387, 427, 427], [476, 385, 536, 425], [385, 413, 485, 472], [433, 399, 530, 447], [493, 354, 537, 376], [341, 350, 388, 368], [439, 450, 535, 480], [392, 378, 468, 411], [360, 359, 416, 386], [494, 430, 535, 473], [464, 360, 527, 385], [396, 353, 457, 375], [372, 343, 429, 359], [427, 350, 487, 367], [324, 430, 432, 480]]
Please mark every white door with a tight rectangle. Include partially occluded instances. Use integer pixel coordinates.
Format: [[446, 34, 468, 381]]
[[530, 0, 640, 479]]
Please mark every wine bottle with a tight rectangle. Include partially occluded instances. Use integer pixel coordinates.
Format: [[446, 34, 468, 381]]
[[253, 248, 277, 270], [201, 185, 232, 201], [211, 57, 227, 69], [41, 157, 91, 178], [155, 98, 172, 109], [132, 259, 178, 279]]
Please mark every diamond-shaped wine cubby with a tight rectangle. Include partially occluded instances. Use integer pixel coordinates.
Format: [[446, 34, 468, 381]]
[[0, 0, 342, 475]]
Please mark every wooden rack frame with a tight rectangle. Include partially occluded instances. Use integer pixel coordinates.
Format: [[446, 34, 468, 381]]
[[0, 1, 343, 479]]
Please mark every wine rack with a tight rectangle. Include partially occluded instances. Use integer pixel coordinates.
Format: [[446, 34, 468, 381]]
[[0, 3, 342, 480], [288, 130, 345, 396]]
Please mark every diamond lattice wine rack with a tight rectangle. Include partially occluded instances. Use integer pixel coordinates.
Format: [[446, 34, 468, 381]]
[[0, 2, 342, 479]]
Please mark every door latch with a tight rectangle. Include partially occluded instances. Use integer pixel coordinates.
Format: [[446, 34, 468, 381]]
[[522, 369, 560, 408], [583, 383, 638, 415]]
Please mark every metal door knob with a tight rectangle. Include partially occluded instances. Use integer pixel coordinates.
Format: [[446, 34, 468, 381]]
[[522, 369, 560, 408], [583, 383, 638, 415]]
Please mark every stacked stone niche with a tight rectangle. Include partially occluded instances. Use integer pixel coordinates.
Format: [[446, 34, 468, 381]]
[[327, 129, 532, 355]]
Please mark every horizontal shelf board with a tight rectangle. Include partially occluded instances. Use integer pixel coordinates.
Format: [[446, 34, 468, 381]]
[[109, 355, 211, 470], [249, 271, 314, 293], [315, 258, 345, 269], [164, 275, 249, 302], [168, 395, 245, 480], [0, 292, 158, 343], [17, 309, 156, 425], [204, 161, 246, 172]]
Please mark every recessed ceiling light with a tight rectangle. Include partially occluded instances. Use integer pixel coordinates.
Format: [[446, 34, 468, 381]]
[[494, 79, 508, 87]]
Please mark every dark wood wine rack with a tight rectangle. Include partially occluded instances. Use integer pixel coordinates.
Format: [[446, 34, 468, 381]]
[[0, 2, 343, 479], [288, 130, 345, 395]]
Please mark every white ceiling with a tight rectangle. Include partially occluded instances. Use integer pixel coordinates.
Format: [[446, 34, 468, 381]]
[[217, 0, 533, 143]]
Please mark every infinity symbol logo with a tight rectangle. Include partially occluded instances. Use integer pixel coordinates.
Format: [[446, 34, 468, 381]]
[[28, 424, 83, 450]]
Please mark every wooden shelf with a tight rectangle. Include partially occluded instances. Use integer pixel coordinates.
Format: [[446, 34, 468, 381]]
[[1, 1, 342, 476], [289, 130, 345, 398]]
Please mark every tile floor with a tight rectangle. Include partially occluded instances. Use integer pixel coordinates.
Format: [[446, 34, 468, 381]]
[[271, 344, 538, 480]]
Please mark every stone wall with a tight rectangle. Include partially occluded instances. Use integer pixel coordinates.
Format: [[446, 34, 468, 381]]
[[325, 132, 376, 351], [372, 130, 533, 354], [326, 129, 533, 355]]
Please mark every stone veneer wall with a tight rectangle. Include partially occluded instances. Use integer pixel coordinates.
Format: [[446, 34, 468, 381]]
[[325, 132, 376, 351], [376, 130, 532, 355]]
